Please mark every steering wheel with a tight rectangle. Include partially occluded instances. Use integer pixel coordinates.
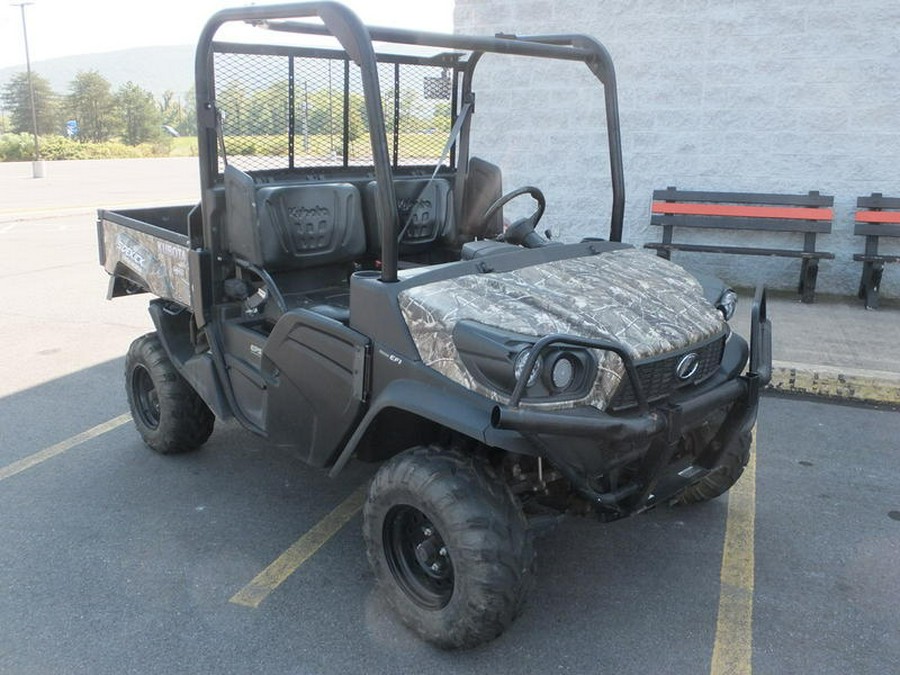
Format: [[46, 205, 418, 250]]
[[478, 186, 546, 241]]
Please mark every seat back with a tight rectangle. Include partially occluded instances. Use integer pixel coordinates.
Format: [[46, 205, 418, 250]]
[[459, 157, 503, 242], [363, 178, 453, 254], [225, 166, 366, 271]]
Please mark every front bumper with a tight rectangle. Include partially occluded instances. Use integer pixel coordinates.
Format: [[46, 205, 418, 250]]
[[490, 287, 772, 518]]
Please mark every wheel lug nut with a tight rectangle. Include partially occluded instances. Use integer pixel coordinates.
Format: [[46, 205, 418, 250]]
[[422, 527, 433, 537], [439, 547, 447, 557], [430, 562, 441, 572]]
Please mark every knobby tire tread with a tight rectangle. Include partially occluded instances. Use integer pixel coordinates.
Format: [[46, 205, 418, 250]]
[[125, 332, 214, 454], [363, 445, 534, 649]]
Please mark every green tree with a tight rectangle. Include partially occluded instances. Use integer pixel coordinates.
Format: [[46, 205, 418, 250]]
[[432, 102, 451, 133], [306, 89, 338, 135], [347, 93, 367, 141], [398, 88, 425, 132], [159, 89, 183, 129], [250, 83, 289, 136], [67, 70, 118, 142], [217, 82, 249, 136], [117, 81, 160, 145], [1, 71, 59, 135], [159, 88, 196, 136], [177, 86, 197, 136]]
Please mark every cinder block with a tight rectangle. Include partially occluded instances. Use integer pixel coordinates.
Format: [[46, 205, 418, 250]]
[[455, 0, 900, 297]]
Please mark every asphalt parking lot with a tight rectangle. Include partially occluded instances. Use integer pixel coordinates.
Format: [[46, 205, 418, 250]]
[[1, 161, 899, 674]]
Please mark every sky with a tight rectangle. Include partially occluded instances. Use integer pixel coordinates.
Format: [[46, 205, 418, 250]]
[[0, 1, 454, 69]]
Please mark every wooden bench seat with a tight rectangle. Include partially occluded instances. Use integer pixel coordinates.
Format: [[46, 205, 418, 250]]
[[645, 187, 835, 303], [854, 193, 900, 309]]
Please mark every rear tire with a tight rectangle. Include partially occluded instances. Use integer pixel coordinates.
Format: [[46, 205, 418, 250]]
[[677, 430, 752, 505], [125, 332, 214, 454], [363, 446, 533, 649]]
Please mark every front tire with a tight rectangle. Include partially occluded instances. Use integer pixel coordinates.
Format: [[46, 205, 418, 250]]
[[125, 332, 214, 454], [363, 446, 533, 649]]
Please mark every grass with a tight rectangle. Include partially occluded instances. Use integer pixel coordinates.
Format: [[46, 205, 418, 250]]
[[0, 132, 446, 162], [169, 136, 199, 157]]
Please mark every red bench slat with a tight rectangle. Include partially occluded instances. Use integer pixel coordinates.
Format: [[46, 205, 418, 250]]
[[651, 202, 832, 221], [855, 210, 900, 224]]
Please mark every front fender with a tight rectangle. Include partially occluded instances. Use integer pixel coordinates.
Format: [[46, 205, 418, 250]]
[[328, 378, 536, 476]]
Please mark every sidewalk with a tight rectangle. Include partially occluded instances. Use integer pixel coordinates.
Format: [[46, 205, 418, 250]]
[[733, 289, 900, 406]]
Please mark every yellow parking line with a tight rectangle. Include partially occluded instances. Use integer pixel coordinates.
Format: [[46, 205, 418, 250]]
[[0, 413, 131, 482], [710, 431, 757, 675], [230, 484, 368, 609]]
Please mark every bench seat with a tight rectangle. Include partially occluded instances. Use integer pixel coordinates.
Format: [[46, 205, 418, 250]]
[[645, 187, 835, 303], [854, 193, 900, 309]]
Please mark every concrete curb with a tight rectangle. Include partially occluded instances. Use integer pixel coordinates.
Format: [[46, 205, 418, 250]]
[[768, 361, 900, 406]]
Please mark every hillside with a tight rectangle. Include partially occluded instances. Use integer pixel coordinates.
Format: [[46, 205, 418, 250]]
[[0, 45, 195, 99]]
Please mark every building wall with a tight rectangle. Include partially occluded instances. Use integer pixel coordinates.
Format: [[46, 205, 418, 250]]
[[454, 0, 900, 297]]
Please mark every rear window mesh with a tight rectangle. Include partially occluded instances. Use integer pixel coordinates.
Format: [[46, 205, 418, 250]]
[[213, 49, 456, 174]]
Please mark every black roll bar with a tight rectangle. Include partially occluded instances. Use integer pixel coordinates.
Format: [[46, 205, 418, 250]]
[[195, 2, 628, 286], [265, 18, 627, 243], [195, 1, 400, 282], [516, 33, 625, 242]]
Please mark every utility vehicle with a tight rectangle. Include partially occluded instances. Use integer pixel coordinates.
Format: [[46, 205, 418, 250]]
[[98, 2, 772, 648]]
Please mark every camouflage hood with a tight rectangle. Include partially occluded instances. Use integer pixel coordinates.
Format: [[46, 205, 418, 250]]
[[398, 248, 726, 410]]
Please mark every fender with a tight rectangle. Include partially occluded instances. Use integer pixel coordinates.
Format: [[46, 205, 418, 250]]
[[147, 300, 233, 420], [328, 378, 536, 477]]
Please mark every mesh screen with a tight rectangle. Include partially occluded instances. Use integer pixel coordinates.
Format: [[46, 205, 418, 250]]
[[213, 49, 454, 174], [214, 52, 291, 172]]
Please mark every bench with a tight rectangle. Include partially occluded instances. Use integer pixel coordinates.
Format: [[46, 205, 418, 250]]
[[854, 193, 900, 309], [645, 188, 835, 303]]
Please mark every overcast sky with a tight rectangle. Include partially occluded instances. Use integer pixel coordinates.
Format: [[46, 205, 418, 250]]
[[0, 1, 454, 69]]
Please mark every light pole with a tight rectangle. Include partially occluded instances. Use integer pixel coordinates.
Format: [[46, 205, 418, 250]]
[[11, 1, 44, 178]]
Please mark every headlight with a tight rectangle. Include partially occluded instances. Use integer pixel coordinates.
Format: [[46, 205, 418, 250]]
[[717, 289, 738, 320], [453, 320, 596, 401], [550, 354, 576, 390]]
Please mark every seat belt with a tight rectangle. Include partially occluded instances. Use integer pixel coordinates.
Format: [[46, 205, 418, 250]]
[[396, 100, 473, 243], [215, 106, 229, 168]]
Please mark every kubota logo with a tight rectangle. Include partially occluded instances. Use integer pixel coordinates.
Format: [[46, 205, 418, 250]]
[[675, 353, 700, 380]]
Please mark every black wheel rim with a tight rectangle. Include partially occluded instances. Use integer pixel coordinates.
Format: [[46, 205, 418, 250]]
[[131, 364, 160, 430], [383, 505, 454, 610]]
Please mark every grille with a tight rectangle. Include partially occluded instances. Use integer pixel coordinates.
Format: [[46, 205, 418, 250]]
[[608, 334, 727, 411], [213, 48, 456, 174]]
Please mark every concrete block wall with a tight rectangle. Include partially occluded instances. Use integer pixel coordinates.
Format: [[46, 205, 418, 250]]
[[454, 0, 900, 298]]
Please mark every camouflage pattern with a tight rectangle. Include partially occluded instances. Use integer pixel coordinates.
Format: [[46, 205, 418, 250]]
[[398, 248, 727, 411], [101, 218, 192, 307]]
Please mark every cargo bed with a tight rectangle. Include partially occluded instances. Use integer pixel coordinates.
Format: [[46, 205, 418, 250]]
[[97, 204, 200, 307]]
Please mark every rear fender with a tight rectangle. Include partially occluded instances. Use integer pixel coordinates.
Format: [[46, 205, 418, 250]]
[[148, 300, 232, 419]]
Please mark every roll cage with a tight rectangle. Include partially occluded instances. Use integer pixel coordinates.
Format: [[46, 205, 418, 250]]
[[194, 1, 625, 286]]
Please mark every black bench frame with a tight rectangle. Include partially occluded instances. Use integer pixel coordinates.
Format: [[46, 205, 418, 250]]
[[645, 187, 835, 303], [854, 193, 900, 309]]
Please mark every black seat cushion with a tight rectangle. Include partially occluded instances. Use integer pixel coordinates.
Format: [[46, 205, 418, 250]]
[[363, 178, 452, 254], [224, 166, 366, 271]]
